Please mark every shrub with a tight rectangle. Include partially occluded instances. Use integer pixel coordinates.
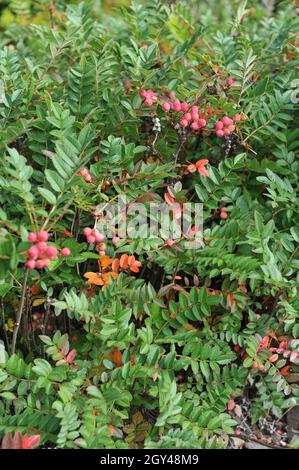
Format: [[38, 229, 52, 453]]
[[0, 0, 298, 449]]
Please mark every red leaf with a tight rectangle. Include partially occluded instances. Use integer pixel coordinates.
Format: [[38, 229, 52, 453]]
[[21, 433, 41, 449]]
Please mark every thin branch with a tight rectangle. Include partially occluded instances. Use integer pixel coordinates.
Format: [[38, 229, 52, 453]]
[[11, 269, 29, 355], [1, 299, 11, 355]]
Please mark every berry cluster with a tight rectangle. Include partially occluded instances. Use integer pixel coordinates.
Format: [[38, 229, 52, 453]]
[[78, 168, 93, 183], [25, 231, 71, 270], [140, 89, 158, 107], [215, 116, 236, 137], [83, 227, 105, 244], [178, 104, 207, 130], [140, 89, 246, 138], [140, 89, 207, 131]]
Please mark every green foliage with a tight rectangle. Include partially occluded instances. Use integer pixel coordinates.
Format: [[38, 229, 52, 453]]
[[0, 0, 298, 450]]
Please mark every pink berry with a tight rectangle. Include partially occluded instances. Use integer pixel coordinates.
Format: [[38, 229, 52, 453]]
[[232, 114, 241, 121], [46, 246, 58, 259], [83, 227, 92, 236], [94, 231, 104, 243], [36, 241, 47, 251], [184, 113, 192, 122], [216, 130, 224, 137], [98, 243, 106, 251], [215, 121, 224, 130], [191, 111, 199, 121], [162, 101, 171, 112], [191, 121, 200, 130], [180, 102, 188, 112], [37, 230, 49, 242], [140, 90, 147, 97], [223, 128, 231, 136], [180, 119, 188, 128], [35, 259, 45, 269], [61, 247, 71, 257], [191, 106, 199, 113], [220, 209, 228, 220], [144, 98, 153, 107], [87, 235, 96, 244], [79, 168, 88, 176], [28, 246, 39, 259], [43, 259, 50, 267], [25, 260, 36, 270], [166, 239, 174, 247], [227, 78, 235, 86], [38, 249, 47, 259], [112, 236, 120, 245], [198, 119, 207, 127], [222, 116, 233, 126], [85, 175, 92, 183], [173, 99, 181, 112], [228, 124, 235, 132], [28, 232, 37, 243]]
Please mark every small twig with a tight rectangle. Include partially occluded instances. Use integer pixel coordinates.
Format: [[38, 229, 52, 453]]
[[1, 299, 11, 355], [11, 269, 29, 355], [236, 432, 287, 450], [49, 3, 56, 29]]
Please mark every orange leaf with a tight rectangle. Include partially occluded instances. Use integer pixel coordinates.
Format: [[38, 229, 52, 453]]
[[99, 255, 113, 269], [84, 272, 105, 286], [107, 347, 122, 367]]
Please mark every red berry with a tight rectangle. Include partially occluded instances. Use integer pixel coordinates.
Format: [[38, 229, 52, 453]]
[[184, 113, 192, 122], [25, 260, 36, 270], [180, 118, 188, 128], [144, 98, 153, 107], [94, 231, 104, 243], [46, 246, 58, 259], [28, 232, 37, 243], [227, 78, 235, 86], [180, 102, 188, 112], [36, 241, 47, 251], [166, 239, 174, 246], [222, 116, 233, 126], [35, 259, 45, 269], [83, 227, 92, 236], [198, 119, 206, 127], [61, 247, 71, 257], [220, 209, 228, 220], [191, 121, 200, 130], [79, 168, 88, 176], [28, 246, 39, 259], [173, 99, 181, 112], [37, 230, 49, 242]]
